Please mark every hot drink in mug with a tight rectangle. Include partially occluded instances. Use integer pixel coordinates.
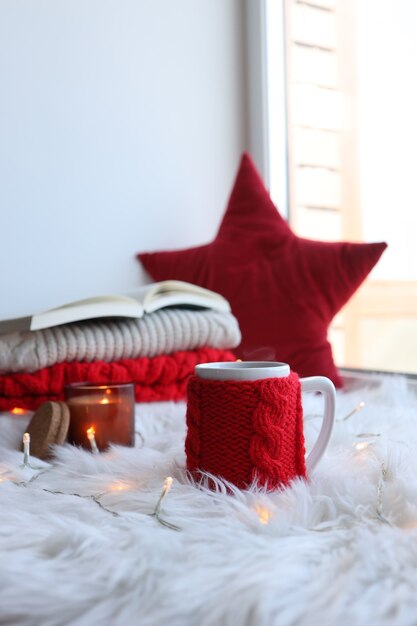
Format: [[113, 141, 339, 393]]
[[185, 361, 336, 490]]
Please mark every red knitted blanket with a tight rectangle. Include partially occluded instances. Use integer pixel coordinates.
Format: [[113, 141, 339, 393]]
[[0, 348, 236, 411], [185, 372, 306, 490]]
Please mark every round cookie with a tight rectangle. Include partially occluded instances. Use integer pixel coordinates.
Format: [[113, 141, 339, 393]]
[[23, 401, 70, 460]]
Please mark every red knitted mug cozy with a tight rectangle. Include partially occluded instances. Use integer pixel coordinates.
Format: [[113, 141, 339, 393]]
[[185, 371, 306, 490]]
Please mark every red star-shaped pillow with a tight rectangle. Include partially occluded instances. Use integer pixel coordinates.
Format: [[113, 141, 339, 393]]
[[138, 153, 387, 386]]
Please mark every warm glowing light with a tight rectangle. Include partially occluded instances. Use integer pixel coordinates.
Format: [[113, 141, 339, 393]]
[[11, 408, 27, 415], [255, 505, 272, 525], [153, 477, 174, 518], [100, 398, 110, 405], [105, 388, 112, 395], [355, 442, 369, 451], [86, 427, 99, 454], [236, 359, 242, 362], [162, 476, 174, 495], [110, 482, 129, 492], [22, 432, 31, 466]]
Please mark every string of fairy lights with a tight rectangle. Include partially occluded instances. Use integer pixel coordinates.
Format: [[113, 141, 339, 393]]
[[3, 429, 180, 530], [0, 398, 394, 532]]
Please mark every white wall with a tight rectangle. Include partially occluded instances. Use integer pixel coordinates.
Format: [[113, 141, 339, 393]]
[[0, 0, 247, 318]]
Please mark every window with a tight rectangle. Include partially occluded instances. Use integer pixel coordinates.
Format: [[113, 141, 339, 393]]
[[246, 0, 417, 374]]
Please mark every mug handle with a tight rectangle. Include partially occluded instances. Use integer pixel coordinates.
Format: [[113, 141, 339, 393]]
[[300, 376, 336, 475]]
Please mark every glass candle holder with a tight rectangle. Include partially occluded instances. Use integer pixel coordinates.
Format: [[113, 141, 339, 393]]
[[65, 382, 135, 451]]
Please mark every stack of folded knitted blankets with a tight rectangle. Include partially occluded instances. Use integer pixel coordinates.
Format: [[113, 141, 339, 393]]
[[0, 308, 241, 411]]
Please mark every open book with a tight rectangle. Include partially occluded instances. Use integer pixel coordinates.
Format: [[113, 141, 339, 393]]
[[0, 281, 231, 334]]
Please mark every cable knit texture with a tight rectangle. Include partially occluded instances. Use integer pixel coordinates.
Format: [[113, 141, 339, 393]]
[[185, 372, 306, 490], [0, 309, 241, 374], [0, 348, 236, 411]]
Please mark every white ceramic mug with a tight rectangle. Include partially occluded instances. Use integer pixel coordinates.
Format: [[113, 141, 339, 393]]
[[194, 361, 336, 475]]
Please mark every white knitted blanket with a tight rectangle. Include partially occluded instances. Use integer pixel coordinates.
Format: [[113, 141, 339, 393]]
[[0, 309, 241, 374]]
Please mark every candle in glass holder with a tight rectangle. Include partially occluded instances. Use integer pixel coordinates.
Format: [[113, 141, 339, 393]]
[[65, 382, 135, 451]]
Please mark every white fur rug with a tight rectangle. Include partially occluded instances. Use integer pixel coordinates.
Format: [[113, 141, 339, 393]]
[[1, 374, 417, 626]]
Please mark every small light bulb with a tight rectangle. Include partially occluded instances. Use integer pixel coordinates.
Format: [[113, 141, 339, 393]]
[[355, 442, 369, 451], [110, 482, 128, 492], [162, 476, 173, 495], [86, 427, 99, 454], [22, 432, 31, 465], [342, 401, 366, 421], [153, 477, 174, 517], [254, 505, 272, 525], [11, 408, 27, 415]]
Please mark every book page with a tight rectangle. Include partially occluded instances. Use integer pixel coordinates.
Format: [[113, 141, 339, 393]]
[[144, 281, 224, 305], [143, 281, 230, 314], [46, 294, 140, 312], [30, 294, 144, 331], [125, 281, 230, 314]]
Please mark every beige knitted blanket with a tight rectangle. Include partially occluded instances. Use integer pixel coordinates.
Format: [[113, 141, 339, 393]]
[[0, 308, 241, 374]]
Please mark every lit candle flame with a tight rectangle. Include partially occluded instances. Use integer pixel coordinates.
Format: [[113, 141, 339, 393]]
[[86, 427, 99, 455]]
